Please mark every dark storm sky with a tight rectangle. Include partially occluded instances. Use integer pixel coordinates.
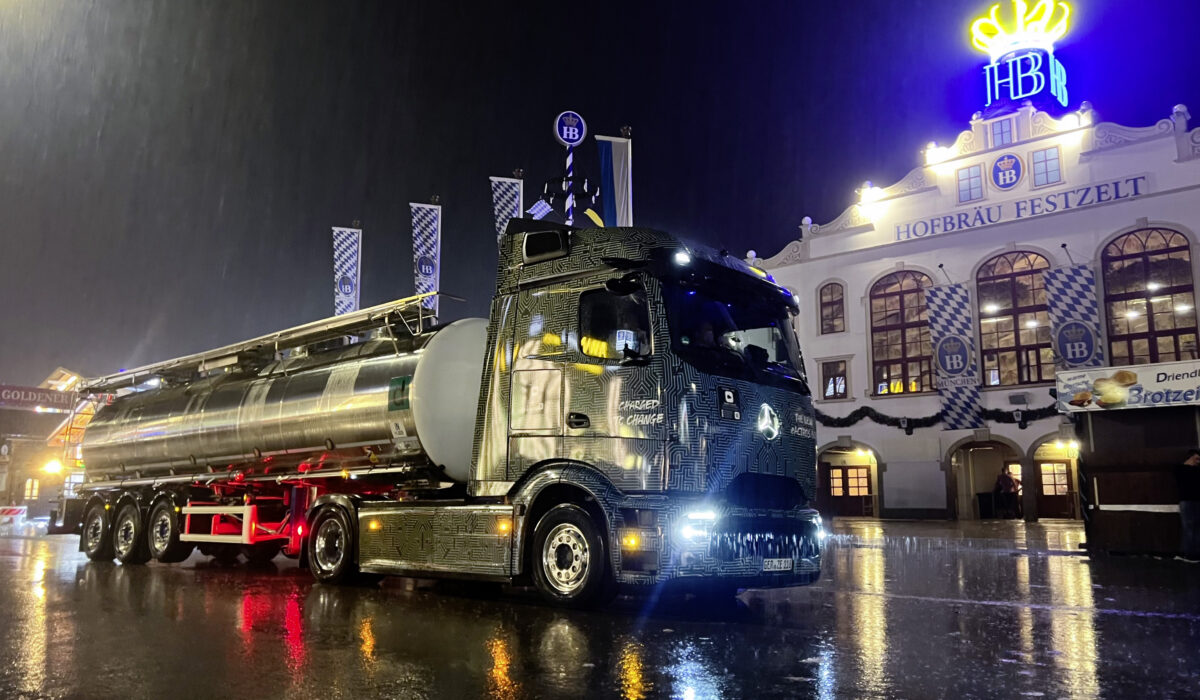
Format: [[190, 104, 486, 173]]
[[1, 0, 1196, 384]]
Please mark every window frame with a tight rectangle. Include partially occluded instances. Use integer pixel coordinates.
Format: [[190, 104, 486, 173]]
[[990, 118, 1014, 148], [869, 270, 935, 396], [817, 356, 851, 401], [818, 281, 846, 335], [956, 164, 985, 204], [976, 251, 1054, 387], [1031, 146, 1063, 188], [1102, 228, 1198, 365], [24, 478, 39, 501]]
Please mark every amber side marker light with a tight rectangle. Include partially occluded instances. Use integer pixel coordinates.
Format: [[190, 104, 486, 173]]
[[368, 519, 382, 532]]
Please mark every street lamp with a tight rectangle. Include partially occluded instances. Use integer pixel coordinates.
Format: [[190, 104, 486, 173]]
[[43, 459, 63, 474]]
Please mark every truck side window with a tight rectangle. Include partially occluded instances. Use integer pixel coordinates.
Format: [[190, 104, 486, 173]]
[[579, 288, 651, 360]]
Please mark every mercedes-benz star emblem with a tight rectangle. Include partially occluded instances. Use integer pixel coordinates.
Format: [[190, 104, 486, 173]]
[[757, 403, 780, 441]]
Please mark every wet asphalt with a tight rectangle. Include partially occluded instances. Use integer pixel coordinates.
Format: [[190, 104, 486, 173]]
[[2, 520, 1199, 699]]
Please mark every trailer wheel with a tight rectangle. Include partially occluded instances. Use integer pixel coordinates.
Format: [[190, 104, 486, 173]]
[[147, 499, 193, 563], [82, 503, 114, 562], [308, 505, 374, 585], [531, 503, 612, 607], [113, 503, 151, 565]]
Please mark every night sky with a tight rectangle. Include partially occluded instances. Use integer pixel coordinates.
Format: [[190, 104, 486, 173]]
[[1, 0, 1196, 384]]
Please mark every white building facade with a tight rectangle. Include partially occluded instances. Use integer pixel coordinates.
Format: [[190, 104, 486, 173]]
[[758, 101, 1200, 521]]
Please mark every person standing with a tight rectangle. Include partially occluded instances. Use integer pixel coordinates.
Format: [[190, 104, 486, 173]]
[[1176, 449, 1200, 563]]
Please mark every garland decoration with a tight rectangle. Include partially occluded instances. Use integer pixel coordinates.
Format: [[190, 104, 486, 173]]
[[814, 404, 1059, 432]]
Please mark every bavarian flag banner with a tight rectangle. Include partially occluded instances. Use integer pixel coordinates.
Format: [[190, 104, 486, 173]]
[[489, 177, 523, 242], [332, 227, 362, 316], [1044, 264, 1105, 368], [409, 203, 441, 317], [926, 283, 983, 429], [596, 135, 632, 227]]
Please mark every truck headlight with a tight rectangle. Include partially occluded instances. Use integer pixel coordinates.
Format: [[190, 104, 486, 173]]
[[679, 508, 718, 542]]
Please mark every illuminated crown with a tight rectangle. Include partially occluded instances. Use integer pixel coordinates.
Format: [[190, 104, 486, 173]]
[[970, 0, 1071, 63], [562, 114, 580, 127], [943, 338, 963, 354], [996, 155, 1016, 170], [1062, 325, 1087, 341]]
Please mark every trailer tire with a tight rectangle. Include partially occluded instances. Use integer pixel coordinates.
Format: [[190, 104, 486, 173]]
[[147, 499, 193, 563], [308, 505, 376, 585], [531, 503, 612, 608], [82, 503, 114, 562], [113, 503, 152, 565]]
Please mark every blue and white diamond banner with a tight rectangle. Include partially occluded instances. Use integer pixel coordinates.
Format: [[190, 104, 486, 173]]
[[1044, 264, 1104, 368], [332, 227, 362, 316], [925, 283, 983, 430], [409, 203, 441, 316], [489, 177, 523, 242]]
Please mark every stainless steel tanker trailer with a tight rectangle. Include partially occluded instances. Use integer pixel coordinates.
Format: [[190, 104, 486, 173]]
[[61, 220, 824, 606]]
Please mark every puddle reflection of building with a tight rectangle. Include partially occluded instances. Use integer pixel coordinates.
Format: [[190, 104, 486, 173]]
[[1047, 557, 1099, 700], [15, 541, 49, 695]]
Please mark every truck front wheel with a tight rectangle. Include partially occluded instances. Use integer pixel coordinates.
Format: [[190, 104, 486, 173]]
[[82, 503, 114, 561], [531, 503, 612, 607], [307, 505, 378, 585]]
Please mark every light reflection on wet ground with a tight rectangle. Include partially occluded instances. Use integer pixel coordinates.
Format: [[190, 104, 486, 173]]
[[1, 520, 1198, 699]]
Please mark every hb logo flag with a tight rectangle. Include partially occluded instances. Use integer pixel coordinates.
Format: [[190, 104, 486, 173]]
[[1044, 264, 1104, 368], [409, 203, 441, 317], [925, 283, 984, 430], [332, 227, 362, 316], [489, 177, 523, 242]]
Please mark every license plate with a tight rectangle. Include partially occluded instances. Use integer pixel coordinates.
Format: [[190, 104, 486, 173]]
[[762, 557, 793, 572]]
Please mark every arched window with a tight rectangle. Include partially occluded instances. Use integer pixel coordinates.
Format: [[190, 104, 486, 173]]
[[819, 282, 845, 334], [977, 251, 1053, 386], [1103, 228, 1197, 364], [870, 270, 933, 394]]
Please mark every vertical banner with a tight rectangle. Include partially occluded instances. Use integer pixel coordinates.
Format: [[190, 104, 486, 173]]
[[409, 203, 441, 317], [332, 227, 362, 316], [489, 177, 523, 242], [1043, 264, 1105, 368], [596, 135, 633, 226], [925, 283, 984, 430]]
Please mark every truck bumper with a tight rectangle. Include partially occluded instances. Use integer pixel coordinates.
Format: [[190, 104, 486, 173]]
[[614, 503, 824, 589]]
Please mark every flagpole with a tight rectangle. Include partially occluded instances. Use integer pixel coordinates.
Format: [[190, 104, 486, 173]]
[[565, 145, 574, 225]]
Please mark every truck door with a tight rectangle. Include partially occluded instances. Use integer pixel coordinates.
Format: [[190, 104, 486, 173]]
[[508, 288, 565, 479], [563, 274, 666, 491]]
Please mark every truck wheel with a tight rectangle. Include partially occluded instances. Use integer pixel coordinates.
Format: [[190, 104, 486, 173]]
[[82, 503, 114, 561], [147, 499, 193, 563], [113, 503, 151, 565], [531, 503, 612, 607], [308, 505, 374, 585]]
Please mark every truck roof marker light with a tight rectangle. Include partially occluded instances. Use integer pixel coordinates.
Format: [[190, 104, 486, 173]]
[[674, 251, 691, 266]]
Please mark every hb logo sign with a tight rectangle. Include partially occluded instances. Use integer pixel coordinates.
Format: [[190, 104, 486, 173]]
[[554, 110, 587, 147], [936, 336, 970, 376], [991, 154, 1023, 190], [1057, 321, 1097, 366]]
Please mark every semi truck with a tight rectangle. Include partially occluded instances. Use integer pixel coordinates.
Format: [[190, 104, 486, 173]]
[[60, 220, 823, 606]]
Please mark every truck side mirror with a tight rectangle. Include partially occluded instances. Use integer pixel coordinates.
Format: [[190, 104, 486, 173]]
[[604, 275, 642, 296]]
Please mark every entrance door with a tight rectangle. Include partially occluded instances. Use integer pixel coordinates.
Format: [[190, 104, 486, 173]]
[[818, 462, 873, 517], [1036, 461, 1074, 518]]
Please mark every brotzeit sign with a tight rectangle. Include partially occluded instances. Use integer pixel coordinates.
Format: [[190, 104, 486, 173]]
[[894, 175, 1148, 243]]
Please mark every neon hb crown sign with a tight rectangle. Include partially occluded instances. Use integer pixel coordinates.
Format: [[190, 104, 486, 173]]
[[970, 0, 1071, 112]]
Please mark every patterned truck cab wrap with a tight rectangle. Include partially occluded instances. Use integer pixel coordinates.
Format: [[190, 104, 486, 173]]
[[472, 221, 822, 588]]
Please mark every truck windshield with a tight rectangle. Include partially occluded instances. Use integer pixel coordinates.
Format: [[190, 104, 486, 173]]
[[663, 278, 808, 392]]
